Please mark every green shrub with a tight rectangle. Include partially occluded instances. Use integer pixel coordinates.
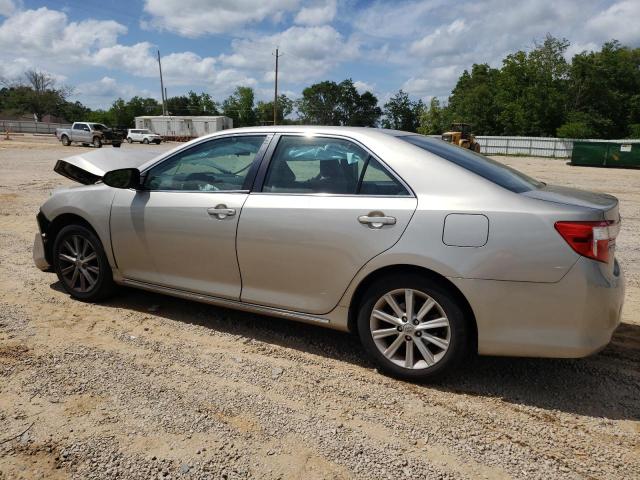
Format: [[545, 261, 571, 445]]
[[627, 124, 640, 138], [556, 121, 596, 139]]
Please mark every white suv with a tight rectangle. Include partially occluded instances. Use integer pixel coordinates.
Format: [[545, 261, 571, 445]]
[[126, 129, 162, 145]]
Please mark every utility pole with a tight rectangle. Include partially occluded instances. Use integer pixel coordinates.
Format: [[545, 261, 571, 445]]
[[164, 87, 168, 114], [157, 50, 166, 116], [273, 48, 281, 125]]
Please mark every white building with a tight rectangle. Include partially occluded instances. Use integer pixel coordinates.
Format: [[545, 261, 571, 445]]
[[134, 115, 233, 139]]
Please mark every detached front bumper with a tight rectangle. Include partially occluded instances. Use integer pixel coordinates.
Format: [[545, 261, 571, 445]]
[[451, 256, 625, 358]]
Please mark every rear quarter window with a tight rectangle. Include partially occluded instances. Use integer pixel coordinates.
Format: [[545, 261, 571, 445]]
[[399, 135, 543, 193]]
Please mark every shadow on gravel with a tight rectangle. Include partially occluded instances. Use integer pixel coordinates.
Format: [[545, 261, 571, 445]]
[[51, 282, 640, 421]]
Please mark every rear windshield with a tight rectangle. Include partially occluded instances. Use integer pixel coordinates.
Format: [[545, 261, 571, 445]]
[[399, 135, 543, 193]]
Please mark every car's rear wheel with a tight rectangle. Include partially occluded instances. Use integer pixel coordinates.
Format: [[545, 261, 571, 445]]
[[142, 138, 149, 144], [92, 136, 102, 148], [61, 135, 70, 146], [53, 224, 116, 302], [357, 274, 469, 381]]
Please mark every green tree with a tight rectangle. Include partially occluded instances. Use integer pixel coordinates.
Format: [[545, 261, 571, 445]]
[[447, 64, 500, 134], [166, 91, 218, 116], [567, 41, 640, 138], [382, 90, 422, 131], [222, 86, 257, 127], [297, 81, 343, 125], [496, 35, 570, 136], [255, 94, 294, 125], [297, 79, 381, 126], [418, 97, 450, 135], [338, 79, 382, 126]]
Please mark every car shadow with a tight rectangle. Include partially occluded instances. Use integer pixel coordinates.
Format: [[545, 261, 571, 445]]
[[50, 282, 640, 421]]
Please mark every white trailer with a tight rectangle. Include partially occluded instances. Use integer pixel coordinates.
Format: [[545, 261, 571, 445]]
[[134, 115, 233, 139]]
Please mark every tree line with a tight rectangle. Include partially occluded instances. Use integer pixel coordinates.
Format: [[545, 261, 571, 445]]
[[1, 37, 638, 139], [421, 37, 640, 139]]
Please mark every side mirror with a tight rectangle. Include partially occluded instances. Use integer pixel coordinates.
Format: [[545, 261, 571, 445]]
[[102, 168, 142, 189]]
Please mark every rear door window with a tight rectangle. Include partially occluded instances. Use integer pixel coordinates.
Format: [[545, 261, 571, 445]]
[[262, 135, 409, 196], [399, 135, 543, 193]]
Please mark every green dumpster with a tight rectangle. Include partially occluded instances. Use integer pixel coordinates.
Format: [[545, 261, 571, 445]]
[[571, 140, 640, 168]]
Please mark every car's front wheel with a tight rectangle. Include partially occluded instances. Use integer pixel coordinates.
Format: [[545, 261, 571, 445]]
[[357, 274, 470, 381], [92, 136, 102, 148], [52, 224, 116, 301], [127, 137, 133, 143]]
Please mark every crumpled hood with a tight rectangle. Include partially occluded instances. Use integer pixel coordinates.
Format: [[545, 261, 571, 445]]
[[54, 147, 166, 184]]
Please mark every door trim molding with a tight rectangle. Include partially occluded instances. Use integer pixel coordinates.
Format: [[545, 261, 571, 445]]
[[120, 278, 331, 326]]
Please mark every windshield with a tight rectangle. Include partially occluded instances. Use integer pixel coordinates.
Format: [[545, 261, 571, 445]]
[[91, 124, 107, 131], [399, 135, 543, 193]]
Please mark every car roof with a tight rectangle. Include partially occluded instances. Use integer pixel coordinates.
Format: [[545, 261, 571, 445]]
[[221, 125, 414, 139]]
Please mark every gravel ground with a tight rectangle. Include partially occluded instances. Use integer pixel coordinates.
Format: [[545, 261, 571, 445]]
[[0, 135, 638, 480]]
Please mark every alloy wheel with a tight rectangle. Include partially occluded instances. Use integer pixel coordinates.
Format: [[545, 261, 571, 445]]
[[369, 288, 451, 369], [57, 234, 100, 293]]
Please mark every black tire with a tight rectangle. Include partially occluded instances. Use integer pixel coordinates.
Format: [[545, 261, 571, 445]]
[[61, 135, 71, 146], [127, 137, 133, 143], [154, 140, 161, 144], [142, 138, 149, 145], [52, 224, 116, 302], [92, 137, 102, 148], [357, 273, 470, 381], [473, 143, 481, 153], [112, 142, 122, 148]]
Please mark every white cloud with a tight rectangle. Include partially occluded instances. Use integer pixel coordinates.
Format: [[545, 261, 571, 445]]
[[410, 19, 468, 57], [0, 7, 257, 93], [0, 7, 126, 56], [72, 77, 156, 109], [357, 0, 640, 100], [402, 65, 460, 97], [0, 0, 19, 17], [353, 80, 375, 93], [353, 0, 448, 39], [142, 0, 299, 37], [220, 25, 358, 83], [586, 1, 640, 45], [294, 0, 336, 26]]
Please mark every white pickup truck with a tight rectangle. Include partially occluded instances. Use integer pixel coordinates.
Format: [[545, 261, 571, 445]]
[[56, 122, 123, 148], [126, 129, 162, 145]]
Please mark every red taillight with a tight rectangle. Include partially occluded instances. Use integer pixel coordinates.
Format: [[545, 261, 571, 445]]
[[555, 220, 619, 263]]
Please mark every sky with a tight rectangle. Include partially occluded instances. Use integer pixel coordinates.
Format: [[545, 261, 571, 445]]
[[0, 0, 638, 109]]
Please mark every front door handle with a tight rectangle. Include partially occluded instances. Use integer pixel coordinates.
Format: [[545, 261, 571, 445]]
[[207, 205, 236, 219], [358, 213, 396, 229]]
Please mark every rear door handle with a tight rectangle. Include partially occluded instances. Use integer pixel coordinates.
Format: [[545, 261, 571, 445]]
[[207, 205, 236, 219], [358, 214, 396, 228]]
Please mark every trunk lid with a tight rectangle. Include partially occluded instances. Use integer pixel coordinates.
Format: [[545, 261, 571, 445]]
[[524, 184, 621, 268], [522, 184, 619, 221], [54, 148, 165, 184]]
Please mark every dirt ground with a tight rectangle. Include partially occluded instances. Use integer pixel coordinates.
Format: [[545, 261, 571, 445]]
[[0, 135, 638, 480]]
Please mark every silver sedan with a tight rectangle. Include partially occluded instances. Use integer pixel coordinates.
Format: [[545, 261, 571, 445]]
[[33, 126, 625, 380]]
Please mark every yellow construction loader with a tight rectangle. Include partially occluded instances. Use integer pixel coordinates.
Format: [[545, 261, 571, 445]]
[[441, 123, 481, 153]]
